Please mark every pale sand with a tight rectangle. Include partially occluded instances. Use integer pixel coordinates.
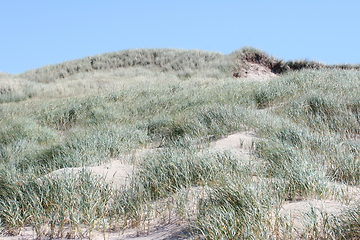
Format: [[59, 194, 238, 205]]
[[238, 62, 277, 81], [208, 130, 257, 160], [46, 161, 133, 187]]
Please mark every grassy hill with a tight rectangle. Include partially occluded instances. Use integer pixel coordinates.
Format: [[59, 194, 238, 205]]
[[1, 47, 360, 239]]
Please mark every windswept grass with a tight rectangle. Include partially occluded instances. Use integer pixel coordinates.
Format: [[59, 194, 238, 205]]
[[1, 48, 360, 239]]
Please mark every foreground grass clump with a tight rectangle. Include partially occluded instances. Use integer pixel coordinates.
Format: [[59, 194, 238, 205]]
[[1, 48, 360, 239], [196, 177, 278, 239], [0, 169, 112, 238]]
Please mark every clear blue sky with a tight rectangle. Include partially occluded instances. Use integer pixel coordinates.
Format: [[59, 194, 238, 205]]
[[1, 0, 359, 74]]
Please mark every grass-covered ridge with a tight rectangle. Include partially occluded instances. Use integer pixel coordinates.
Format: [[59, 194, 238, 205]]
[[1, 47, 358, 104], [20, 48, 237, 83], [1, 48, 360, 239], [18, 47, 360, 83]]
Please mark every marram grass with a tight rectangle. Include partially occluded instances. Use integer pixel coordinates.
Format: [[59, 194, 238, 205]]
[[1, 48, 360, 239]]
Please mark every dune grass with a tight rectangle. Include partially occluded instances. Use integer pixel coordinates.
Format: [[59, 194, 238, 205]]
[[1, 48, 360, 239]]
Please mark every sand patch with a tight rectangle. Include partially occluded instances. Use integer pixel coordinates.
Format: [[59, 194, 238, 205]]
[[233, 62, 277, 81], [208, 131, 258, 160], [280, 199, 347, 236], [44, 148, 158, 188], [46, 160, 134, 187]]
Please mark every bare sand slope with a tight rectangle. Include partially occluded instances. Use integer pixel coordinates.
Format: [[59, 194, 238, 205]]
[[240, 62, 277, 81]]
